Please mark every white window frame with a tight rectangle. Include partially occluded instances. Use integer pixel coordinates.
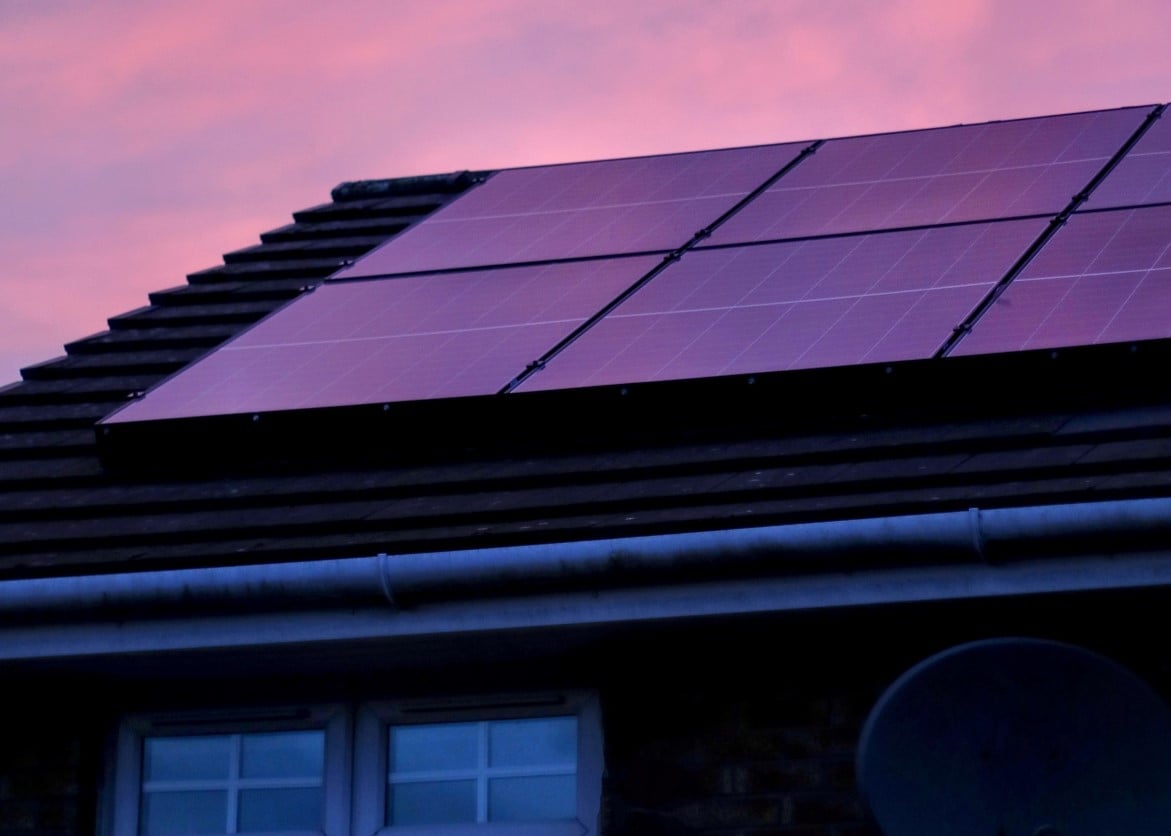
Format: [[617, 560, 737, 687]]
[[353, 693, 603, 836], [104, 694, 601, 836], [106, 704, 351, 836]]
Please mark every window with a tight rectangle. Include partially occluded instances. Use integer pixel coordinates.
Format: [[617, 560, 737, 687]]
[[108, 706, 350, 836], [141, 730, 329, 833], [355, 694, 602, 836], [386, 717, 577, 826], [107, 696, 601, 836]]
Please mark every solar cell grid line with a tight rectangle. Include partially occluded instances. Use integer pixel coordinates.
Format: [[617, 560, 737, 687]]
[[102, 256, 662, 424], [515, 218, 1047, 393], [950, 205, 1171, 356], [331, 143, 812, 279], [706, 106, 1152, 246], [1083, 105, 1171, 210]]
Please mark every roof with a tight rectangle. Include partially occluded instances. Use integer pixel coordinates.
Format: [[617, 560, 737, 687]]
[[3, 106, 1171, 590]]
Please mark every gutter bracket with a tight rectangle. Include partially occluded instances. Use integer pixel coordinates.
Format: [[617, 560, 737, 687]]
[[377, 553, 398, 609], [968, 507, 988, 563]]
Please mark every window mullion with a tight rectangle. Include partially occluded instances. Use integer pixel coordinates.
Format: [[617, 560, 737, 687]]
[[389, 768, 482, 783], [482, 764, 577, 778]]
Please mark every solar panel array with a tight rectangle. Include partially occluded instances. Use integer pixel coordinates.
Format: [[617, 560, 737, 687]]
[[106, 104, 1171, 426]]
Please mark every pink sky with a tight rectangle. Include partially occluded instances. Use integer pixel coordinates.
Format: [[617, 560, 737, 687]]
[[1, 0, 1169, 385]]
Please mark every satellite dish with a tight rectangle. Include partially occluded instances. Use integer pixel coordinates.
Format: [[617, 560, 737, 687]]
[[857, 638, 1171, 836]]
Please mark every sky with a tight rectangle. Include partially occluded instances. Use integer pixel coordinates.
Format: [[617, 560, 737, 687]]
[[1, 0, 1169, 386]]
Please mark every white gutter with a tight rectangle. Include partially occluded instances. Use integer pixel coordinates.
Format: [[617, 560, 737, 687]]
[[2, 496, 1170, 627]]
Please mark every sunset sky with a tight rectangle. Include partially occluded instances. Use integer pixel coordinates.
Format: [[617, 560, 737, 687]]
[[1, 0, 1169, 385]]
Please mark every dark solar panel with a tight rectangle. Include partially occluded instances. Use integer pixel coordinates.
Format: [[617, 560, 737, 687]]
[[105, 256, 661, 422], [707, 108, 1148, 245], [1083, 112, 1171, 209], [951, 206, 1171, 356], [333, 144, 809, 278], [517, 219, 1045, 391]]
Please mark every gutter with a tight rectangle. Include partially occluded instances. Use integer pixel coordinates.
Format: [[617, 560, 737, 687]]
[[2, 496, 1170, 620]]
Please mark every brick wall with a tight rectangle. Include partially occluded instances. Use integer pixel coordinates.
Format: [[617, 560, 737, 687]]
[[0, 710, 95, 836], [3, 594, 1161, 836], [592, 594, 1171, 836], [600, 644, 887, 836]]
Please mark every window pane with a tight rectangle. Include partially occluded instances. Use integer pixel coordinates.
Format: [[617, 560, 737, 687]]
[[489, 716, 577, 767], [489, 775, 576, 821], [240, 730, 323, 779], [389, 780, 477, 826], [140, 790, 226, 835], [390, 723, 478, 772], [143, 736, 231, 781], [238, 787, 323, 832]]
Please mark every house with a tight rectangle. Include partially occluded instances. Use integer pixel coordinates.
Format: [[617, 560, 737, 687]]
[[3, 102, 1171, 836]]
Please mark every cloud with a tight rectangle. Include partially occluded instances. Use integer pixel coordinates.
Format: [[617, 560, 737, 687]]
[[1, 0, 1171, 384]]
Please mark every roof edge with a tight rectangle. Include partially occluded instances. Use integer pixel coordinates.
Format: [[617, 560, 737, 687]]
[[330, 171, 487, 202]]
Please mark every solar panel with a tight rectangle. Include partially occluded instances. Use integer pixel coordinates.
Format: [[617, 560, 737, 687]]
[[104, 256, 661, 423], [951, 205, 1171, 356], [517, 219, 1046, 391], [707, 108, 1149, 245], [1083, 111, 1171, 209], [333, 144, 809, 278]]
